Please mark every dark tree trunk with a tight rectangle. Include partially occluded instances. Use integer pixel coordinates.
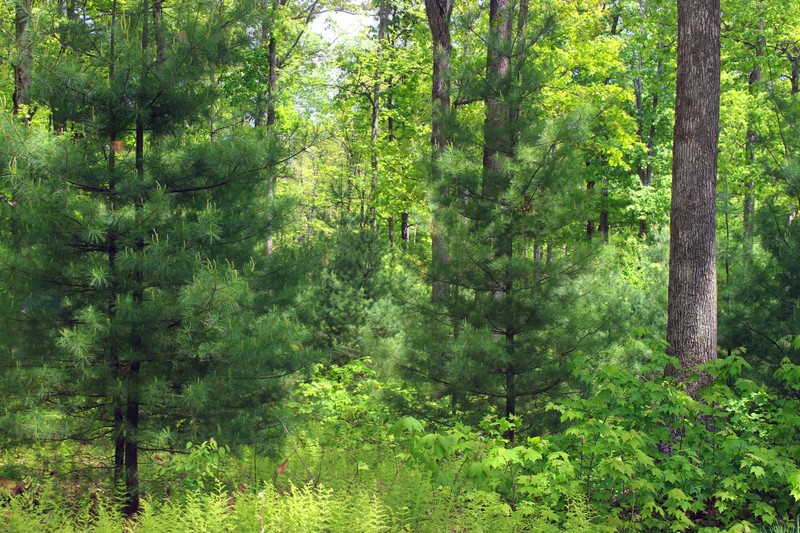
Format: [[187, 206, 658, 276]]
[[425, 0, 453, 304], [13, 0, 32, 122], [123, 362, 140, 516], [107, 0, 125, 496], [665, 0, 720, 397], [401, 212, 410, 243], [122, 0, 151, 514], [586, 181, 596, 239]]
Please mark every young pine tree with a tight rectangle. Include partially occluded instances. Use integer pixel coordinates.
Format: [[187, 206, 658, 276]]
[[0, 0, 305, 513]]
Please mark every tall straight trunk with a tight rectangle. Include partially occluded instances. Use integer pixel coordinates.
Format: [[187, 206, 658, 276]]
[[107, 0, 126, 495], [634, 0, 660, 237], [483, 0, 514, 429], [425, 0, 453, 304], [369, 0, 389, 231], [743, 15, 763, 260], [665, 0, 720, 397], [123, 0, 152, 514], [256, 0, 282, 256], [265, 28, 277, 256], [401, 212, 410, 243], [13, 0, 32, 121]]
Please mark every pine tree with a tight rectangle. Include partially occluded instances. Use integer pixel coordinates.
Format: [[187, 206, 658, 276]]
[[0, 0, 305, 513]]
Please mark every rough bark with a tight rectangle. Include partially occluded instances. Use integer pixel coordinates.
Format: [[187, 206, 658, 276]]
[[425, 0, 453, 304], [665, 0, 720, 397]]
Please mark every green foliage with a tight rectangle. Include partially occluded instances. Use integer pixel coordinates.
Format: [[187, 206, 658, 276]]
[[157, 438, 231, 493], [388, 352, 800, 531]]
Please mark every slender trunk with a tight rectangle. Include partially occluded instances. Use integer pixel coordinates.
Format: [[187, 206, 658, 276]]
[[483, 0, 514, 429], [743, 16, 763, 260], [123, 362, 140, 516], [665, 0, 720, 397], [256, 1, 281, 256], [108, 0, 125, 494], [369, 0, 389, 231], [426, 0, 453, 304], [586, 181, 596, 239], [265, 31, 277, 256], [401, 212, 410, 243], [13, 0, 32, 122], [123, 0, 151, 514], [599, 181, 609, 242], [634, 1, 661, 237]]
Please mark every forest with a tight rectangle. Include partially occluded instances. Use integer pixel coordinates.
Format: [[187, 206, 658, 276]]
[[0, 0, 799, 530]]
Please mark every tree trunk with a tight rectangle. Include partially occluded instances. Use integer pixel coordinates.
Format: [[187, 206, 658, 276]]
[[586, 181, 596, 239], [370, 0, 390, 231], [634, 1, 661, 237], [107, 0, 126, 497], [743, 16, 763, 260], [425, 0, 453, 304], [401, 212, 410, 243], [483, 0, 514, 430], [13, 0, 32, 122], [266, 7, 278, 256], [665, 0, 720, 397], [122, 0, 151, 514], [256, 0, 282, 257]]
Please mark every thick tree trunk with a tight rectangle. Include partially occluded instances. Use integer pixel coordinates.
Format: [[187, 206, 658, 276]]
[[665, 0, 720, 397], [13, 0, 32, 121]]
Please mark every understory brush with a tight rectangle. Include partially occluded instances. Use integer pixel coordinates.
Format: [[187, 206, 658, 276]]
[[2, 352, 799, 531]]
